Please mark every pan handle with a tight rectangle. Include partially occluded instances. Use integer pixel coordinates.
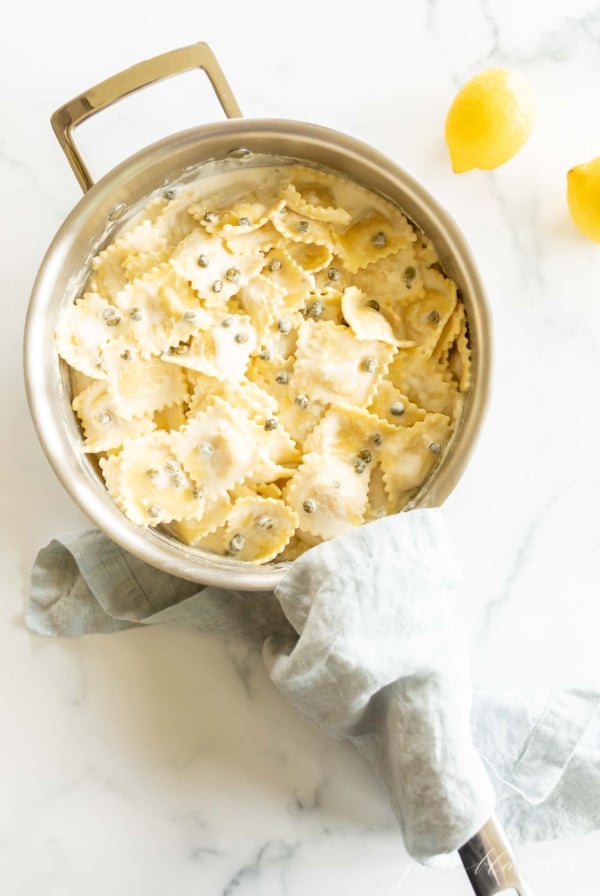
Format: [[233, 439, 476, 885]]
[[51, 42, 242, 193], [458, 815, 534, 895]]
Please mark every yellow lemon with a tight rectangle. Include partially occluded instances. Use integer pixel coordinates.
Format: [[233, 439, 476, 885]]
[[445, 68, 535, 173], [567, 157, 600, 242]]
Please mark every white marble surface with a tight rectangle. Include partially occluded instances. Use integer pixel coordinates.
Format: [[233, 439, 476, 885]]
[[2, 1, 600, 892]]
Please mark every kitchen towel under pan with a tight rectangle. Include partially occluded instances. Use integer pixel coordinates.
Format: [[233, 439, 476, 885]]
[[27, 509, 600, 862]]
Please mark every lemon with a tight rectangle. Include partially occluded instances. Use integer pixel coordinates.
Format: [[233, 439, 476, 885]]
[[445, 68, 535, 173], [567, 157, 600, 242]]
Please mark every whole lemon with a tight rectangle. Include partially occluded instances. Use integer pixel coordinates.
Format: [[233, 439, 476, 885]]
[[445, 68, 535, 173], [567, 157, 600, 243]]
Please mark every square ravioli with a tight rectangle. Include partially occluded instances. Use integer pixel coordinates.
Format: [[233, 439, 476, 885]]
[[56, 162, 469, 564]]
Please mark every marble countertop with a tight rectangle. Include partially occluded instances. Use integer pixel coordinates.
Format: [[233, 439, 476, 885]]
[[3, 1, 600, 893]]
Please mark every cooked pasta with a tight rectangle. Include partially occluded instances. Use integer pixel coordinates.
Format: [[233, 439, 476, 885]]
[[55, 163, 471, 564]]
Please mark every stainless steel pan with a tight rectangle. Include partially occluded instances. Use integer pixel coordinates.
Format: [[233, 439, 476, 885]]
[[24, 42, 491, 591]]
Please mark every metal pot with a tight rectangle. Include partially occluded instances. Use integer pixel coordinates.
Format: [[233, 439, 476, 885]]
[[23, 42, 492, 590]]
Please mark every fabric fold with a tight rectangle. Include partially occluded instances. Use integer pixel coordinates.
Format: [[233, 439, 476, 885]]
[[26, 510, 600, 860]]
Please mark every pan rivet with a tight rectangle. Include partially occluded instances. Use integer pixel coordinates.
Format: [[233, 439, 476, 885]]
[[108, 203, 126, 221], [228, 147, 252, 159]]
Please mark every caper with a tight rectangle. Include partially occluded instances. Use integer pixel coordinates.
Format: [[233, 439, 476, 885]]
[[228, 534, 246, 553]]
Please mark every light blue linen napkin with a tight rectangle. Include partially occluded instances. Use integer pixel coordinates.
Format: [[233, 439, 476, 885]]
[[27, 509, 600, 861]]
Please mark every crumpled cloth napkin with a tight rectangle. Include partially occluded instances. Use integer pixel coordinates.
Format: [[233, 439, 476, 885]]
[[27, 509, 600, 861]]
